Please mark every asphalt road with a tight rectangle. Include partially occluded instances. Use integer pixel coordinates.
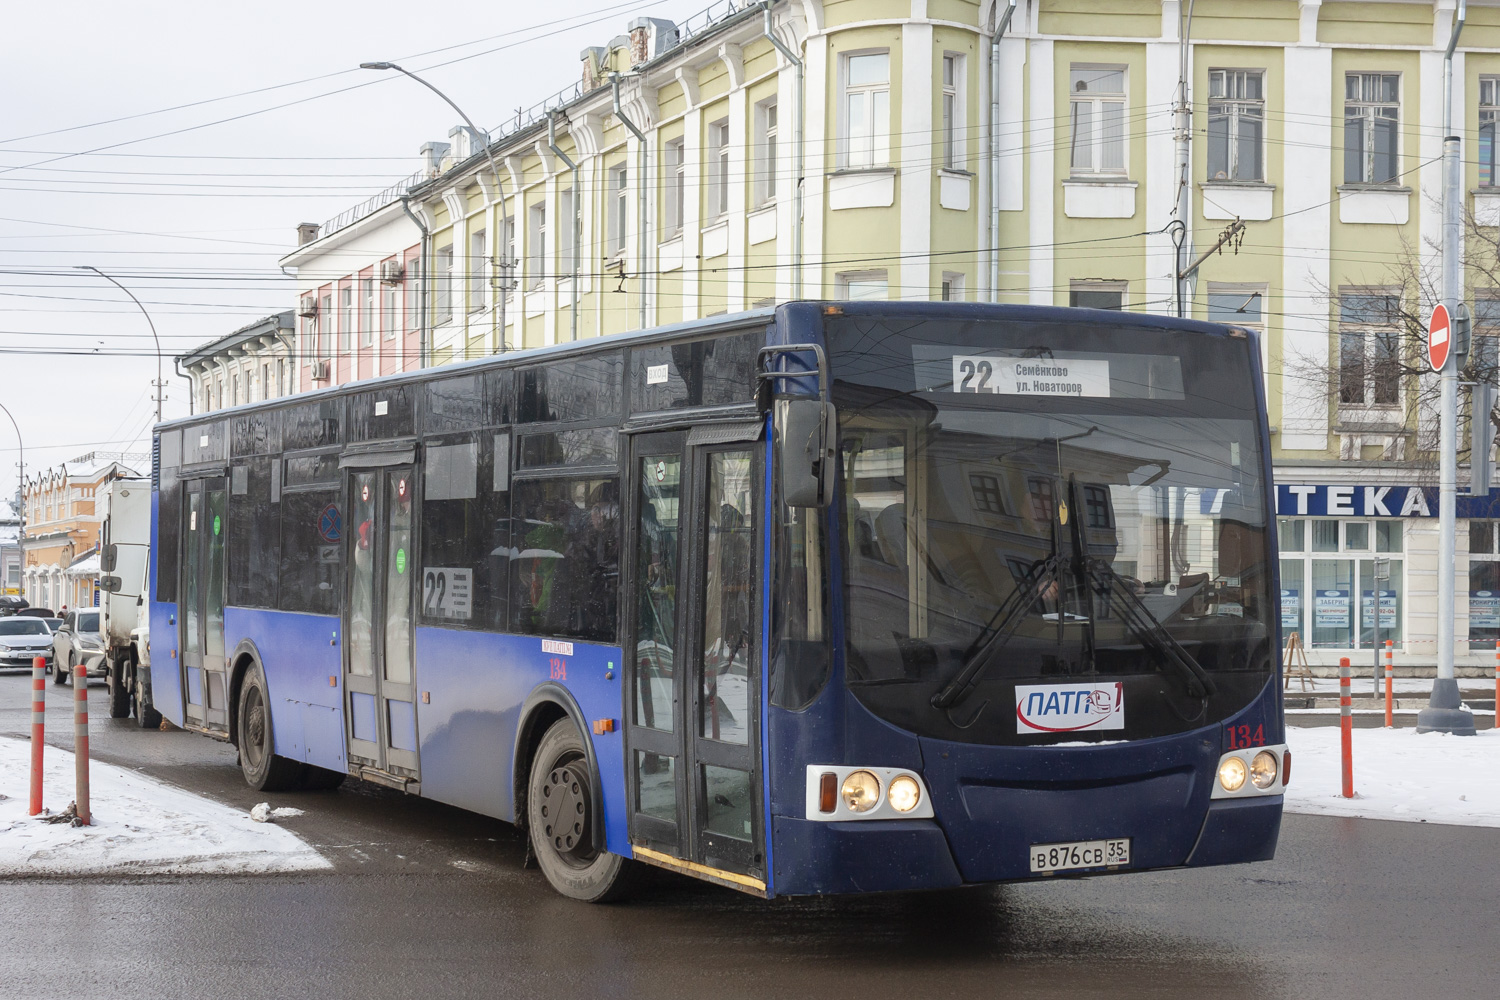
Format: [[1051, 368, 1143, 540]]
[[1, 670, 1495, 1000]]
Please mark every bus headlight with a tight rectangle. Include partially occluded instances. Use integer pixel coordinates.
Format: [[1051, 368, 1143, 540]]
[[840, 771, 881, 812], [1218, 756, 1247, 793], [1250, 750, 1278, 789], [887, 774, 921, 813]]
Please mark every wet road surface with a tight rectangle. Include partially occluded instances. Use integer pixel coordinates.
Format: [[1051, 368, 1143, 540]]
[[1, 670, 1495, 999]]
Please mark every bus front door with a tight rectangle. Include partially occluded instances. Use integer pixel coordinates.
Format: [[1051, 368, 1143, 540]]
[[626, 429, 764, 886], [342, 466, 419, 783], [180, 477, 228, 733]]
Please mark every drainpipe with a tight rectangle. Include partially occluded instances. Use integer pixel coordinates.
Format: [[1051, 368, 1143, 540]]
[[763, 3, 804, 298], [173, 357, 194, 415], [988, 0, 1017, 303], [548, 111, 582, 342], [1174, 0, 1197, 318], [612, 73, 650, 329], [399, 195, 430, 368]]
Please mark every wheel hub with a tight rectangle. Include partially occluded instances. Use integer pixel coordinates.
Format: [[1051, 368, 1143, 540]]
[[538, 758, 593, 864]]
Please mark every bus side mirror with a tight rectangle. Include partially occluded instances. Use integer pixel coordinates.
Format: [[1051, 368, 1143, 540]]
[[99, 576, 122, 594], [777, 397, 834, 508]]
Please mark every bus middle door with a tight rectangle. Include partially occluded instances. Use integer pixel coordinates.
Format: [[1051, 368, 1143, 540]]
[[343, 465, 419, 784], [180, 476, 228, 733]]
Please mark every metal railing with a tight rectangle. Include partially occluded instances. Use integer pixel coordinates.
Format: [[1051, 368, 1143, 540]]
[[321, 168, 427, 237]]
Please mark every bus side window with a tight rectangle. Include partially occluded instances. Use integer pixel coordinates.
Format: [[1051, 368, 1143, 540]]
[[419, 434, 510, 630], [278, 490, 342, 617], [771, 500, 829, 710], [509, 477, 619, 644]]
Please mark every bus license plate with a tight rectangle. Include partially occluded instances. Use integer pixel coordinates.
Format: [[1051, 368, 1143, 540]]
[[1029, 838, 1130, 874]]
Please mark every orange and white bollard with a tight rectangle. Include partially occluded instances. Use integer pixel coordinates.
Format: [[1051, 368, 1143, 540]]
[[29, 656, 44, 816], [1384, 640, 1395, 728], [1494, 639, 1499, 733], [73, 663, 90, 826], [1340, 656, 1354, 799]]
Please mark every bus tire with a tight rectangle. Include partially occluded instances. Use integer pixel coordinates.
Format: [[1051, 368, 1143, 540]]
[[236, 662, 303, 791], [107, 658, 131, 719], [526, 719, 635, 903], [133, 674, 162, 730]]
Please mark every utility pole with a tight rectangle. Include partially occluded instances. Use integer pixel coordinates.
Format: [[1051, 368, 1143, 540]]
[[1419, 0, 1477, 736]]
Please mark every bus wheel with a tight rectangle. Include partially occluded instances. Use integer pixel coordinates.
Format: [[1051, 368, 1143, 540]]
[[107, 659, 131, 719], [526, 719, 634, 902], [236, 663, 304, 791]]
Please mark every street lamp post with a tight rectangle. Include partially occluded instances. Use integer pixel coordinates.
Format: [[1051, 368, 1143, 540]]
[[361, 61, 510, 352], [76, 266, 164, 423], [0, 401, 24, 601]]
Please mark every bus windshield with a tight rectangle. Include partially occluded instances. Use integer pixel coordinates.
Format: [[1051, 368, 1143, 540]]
[[827, 312, 1275, 745]]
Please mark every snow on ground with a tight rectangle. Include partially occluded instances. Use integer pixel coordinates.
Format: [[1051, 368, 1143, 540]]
[[1284, 726, 1500, 829], [0, 737, 330, 875]]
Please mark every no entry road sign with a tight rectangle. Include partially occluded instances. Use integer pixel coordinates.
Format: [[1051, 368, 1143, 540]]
[[1429, 303, 1452, 372]]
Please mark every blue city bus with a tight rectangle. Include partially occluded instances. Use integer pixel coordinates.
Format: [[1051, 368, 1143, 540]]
[[146, 301, 1286, 900]]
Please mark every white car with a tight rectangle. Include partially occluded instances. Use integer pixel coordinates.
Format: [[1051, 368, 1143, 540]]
[[50, 609, 107, 686], [0, 616, 54, 670]]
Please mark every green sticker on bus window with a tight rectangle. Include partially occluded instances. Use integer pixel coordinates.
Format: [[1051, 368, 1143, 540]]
[[396, 547, 407, 574], [213, 515, 221, 536]]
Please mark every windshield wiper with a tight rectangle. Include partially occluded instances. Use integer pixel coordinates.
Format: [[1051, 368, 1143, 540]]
[[1088, 559, 1217, 700], [930, 532, 1060, 711]]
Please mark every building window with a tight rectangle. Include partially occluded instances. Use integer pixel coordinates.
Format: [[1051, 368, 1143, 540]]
[[1083, 485, 1112, 528], [527, 204, 546, 290], [340, 285, 354, 350], [608, 165, 628, 257], [1338, 291, 1402, 407], [1069, 66, 1126, 176], [319, 294, 331, 355], [1344, 73, 1400, 185], [361, 277, 375, 346], [469, 229, 486, 313], [557, 186, 575, 277], [434, 245, 454, 322], [1207, 286, 1264, 327], [1207, 69, 1264, 182], [404, 255, 420, 333], [969, 473, 1004, 513], [1069, 281, 1126, 310], [1482, 78, 1500, 188], [501, 217, 515, 303], [382, 273, 398, 340], [940, 272, 965, 302], [707, 118, 731, 219], [842, 52, 890, 169], [261, 363, 270, 402], [754, 99, 778, 207], [664, 137, 685, 236], [1027, 477, 1055, 522], [277, 358, 286, 396], [231, 373, 239, 407], [1470, 520, 1500, 648], [1279, 516, 1403, 649], [942, 54, 963, 169], [838, 270, 888, 301]]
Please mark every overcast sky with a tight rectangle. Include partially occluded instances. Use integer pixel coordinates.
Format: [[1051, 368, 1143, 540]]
[[0, 0, 716, 511]]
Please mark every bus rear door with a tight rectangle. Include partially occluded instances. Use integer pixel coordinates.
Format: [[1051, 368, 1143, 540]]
[[625, 424, 764, 889], [343, 465, 419, 785]]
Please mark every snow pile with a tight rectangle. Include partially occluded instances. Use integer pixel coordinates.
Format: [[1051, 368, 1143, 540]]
[[0, 737, 330, 875], [1284, 726, 1500, 829], [249, 803, 304, 823]]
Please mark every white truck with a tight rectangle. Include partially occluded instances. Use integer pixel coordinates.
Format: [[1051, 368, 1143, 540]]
[[98, 479, 158, 724]]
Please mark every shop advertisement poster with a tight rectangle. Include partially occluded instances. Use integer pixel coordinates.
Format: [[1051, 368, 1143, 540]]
[[1359, 590, 1398, 630], [1280, 589, 1300, 630], [1314, 589, 1351, 629], [1470, 591, 1500, 629]]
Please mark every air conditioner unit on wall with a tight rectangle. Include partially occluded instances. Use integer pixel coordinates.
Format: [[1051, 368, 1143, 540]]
[[298, 297, 318, 318], [311, 360, 331, 380], [380, 260, 405, 284]]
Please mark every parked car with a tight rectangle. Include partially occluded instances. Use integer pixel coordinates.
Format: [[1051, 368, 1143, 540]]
[[0, 616, 54, 669], [0, 595, 28, 616], [51, 609, 106, 686], [17, 608, 56, 618]]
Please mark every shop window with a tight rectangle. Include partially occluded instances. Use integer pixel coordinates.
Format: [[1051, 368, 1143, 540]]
[[1280, 517, 1403, 649], [1470, 520, 1500, 649]]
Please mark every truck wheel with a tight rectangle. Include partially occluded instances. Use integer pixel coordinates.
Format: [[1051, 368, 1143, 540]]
[[526, 718, 636, 902], [236, 662, 304, 791], [107, 659, 131, 719], [133, 675, 162, 730]]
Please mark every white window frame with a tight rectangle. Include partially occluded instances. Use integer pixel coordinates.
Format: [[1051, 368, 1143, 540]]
[[382, 272, 398, 340], [664, 137, 685, 236], [942, 54, 964, 170], [319, 293, 332, 355], [527, 204, 547, 290], [940, 272, 965, 302], [1068, 279, 1127, 310], [468, 229, 487, 314], [1207, 69, 1265, 182], [434, 246, 454, 324], [1337, 288, 1402, 410], [838, 269, 889, 301], [557, 185, 575, 281], [840, 51, 891, 169], [1344, 72, 1401, 185], [608, 164, 629, 257], [1068, 64, 1127, 177], [1481, 77, 1500, 188], [707, 118, 731, 219], [754, 98, 778, 207], [361, 277, 375, 346], [340, 284, 355, 350]]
